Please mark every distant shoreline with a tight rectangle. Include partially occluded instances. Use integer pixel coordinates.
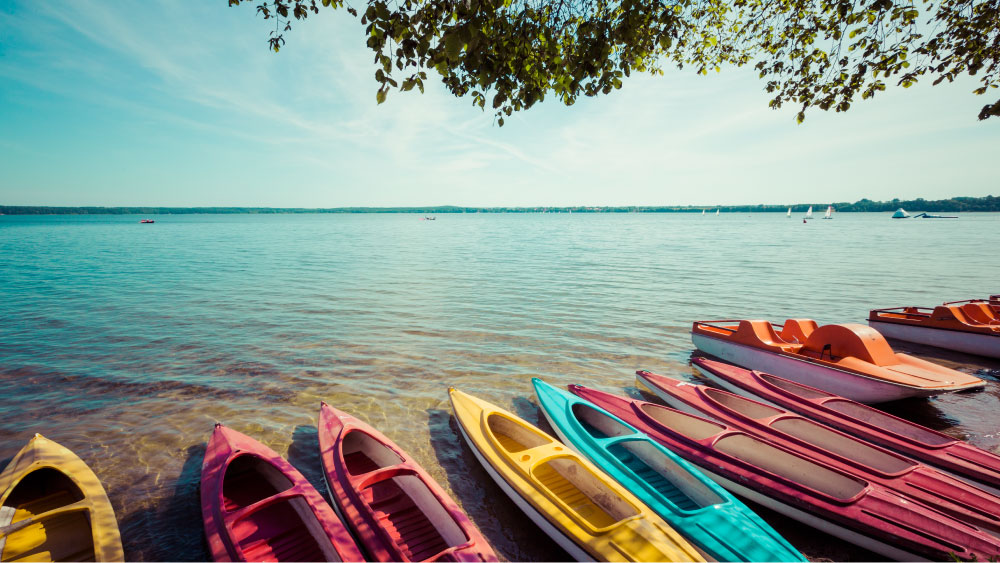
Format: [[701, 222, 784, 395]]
[[2, 196, 998, 215]]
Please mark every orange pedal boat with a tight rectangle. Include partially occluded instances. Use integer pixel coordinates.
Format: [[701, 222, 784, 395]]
[[869, 300, 1000, 359], [691, 319, 985, 403]]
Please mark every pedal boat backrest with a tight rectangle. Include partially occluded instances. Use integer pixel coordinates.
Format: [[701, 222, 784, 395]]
[[801, 324, 898, 366]]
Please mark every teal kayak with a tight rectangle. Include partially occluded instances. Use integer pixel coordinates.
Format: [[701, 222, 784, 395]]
[[532, 378, 805, 563]]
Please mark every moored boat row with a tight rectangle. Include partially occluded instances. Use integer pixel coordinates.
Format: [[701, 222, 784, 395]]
[[5, 292, 997, 562]]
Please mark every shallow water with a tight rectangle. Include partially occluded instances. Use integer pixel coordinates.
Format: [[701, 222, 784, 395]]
[[1, 212, 998, 561]]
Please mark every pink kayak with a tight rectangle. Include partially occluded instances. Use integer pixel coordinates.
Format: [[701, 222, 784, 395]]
[[568, 384, 1000, 561], [318, 402, 497, 562], [200, 423, 364, 562], [636, 369, 1000, 537], [691, 357, 1000, 495]]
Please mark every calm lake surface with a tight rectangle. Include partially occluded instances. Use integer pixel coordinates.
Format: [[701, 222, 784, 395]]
[[2, 212, 999, 561]]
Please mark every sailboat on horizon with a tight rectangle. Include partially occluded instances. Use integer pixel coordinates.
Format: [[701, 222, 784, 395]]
[[823, 205, 834, 219], [702, 209, 706, 215], [716, 209, 720, 216], [804, 206, 814, 220], [786, 208, 791, 218]]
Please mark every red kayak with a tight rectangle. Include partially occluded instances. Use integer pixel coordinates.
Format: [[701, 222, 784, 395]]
[[568, 384, 1000, 561], [318, 402, 497, 562], [200, 423, 364, 562], [636, 369, 1000, 536], [691, 357, 1000, 495]]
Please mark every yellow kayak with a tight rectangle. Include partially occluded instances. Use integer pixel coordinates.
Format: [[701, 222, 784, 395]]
[[0, 434, 124, 562], [448, 388, 705, 562]]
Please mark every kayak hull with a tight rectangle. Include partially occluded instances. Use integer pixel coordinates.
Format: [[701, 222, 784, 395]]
[[199, 424, 363, 562], [317, 402, 496, 562], [0, 434, 124, 563], [690, 357, 1000, 496], [636, 370, 1000, 538], [569, 385, 1000, 561], [448, 388, 705, 562], [532, 378, 804, 562]]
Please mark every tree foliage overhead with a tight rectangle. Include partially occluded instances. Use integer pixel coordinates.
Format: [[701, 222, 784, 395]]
[[229, 0, 1000, 124]]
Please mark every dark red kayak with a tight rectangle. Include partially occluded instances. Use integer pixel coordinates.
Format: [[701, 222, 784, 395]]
[[636, 369, 1000, 536], [568, 384, 1000, 561], [691, 356, 1000, 495], [200, 423, 364, 562], [318, 402, 497, 562]]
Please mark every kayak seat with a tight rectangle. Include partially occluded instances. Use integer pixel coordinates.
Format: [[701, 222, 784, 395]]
[[533, 457, 638, 530], [1, 509, 95, 562], [801, 324, 898, 366], [607, 444, 699, 511], [363, 477, 453, 561], [779, 319, 818, 345], [231, 497, 325, 562]]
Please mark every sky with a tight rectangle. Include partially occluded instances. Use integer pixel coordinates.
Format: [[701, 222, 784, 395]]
[[0, 1, 997, 207]]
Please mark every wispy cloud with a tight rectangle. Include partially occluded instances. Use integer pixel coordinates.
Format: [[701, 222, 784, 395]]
[[1, 0, 997, 206]]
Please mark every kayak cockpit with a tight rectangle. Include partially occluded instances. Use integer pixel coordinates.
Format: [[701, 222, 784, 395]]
[[1, 468, 95, 562], [339, 430, 471, 561], [638, 402, 868, 502], [820, 400, 955, 446], [757, 372, 835, 400], [532, 457, 638, 530], [713, 434, 868, 501], [341, 431, 403, 475], [222, 454, 341, 562], [570, 403, 723, 511], [702, 388, 917, 475], [486, 413, 640, 531]]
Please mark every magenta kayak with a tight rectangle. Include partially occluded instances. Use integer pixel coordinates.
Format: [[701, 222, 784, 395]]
[[318, 402, 497, 562], [636, 369, 1000, 537], [568, 384, 1000, 561], [691, 357, 1000, 495], [200, 423, 363, 562]]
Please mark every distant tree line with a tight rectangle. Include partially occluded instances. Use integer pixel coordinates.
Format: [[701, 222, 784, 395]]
[[1, 196, 997, 215]]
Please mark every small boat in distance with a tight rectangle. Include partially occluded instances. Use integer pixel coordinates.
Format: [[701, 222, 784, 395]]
[[803, 206, 813, 219], [715, 209, 719, 216], [786, 208, 791, 218], [914, 212, 958, 218], [823, 206, 833, 219], [891, 208, 910, 218], [690, 318, 985, 402], [869, 300, 1000, 359], [702, 209, 705, 215], [139, 219, 154, 223], [420, 216, 436, 221]]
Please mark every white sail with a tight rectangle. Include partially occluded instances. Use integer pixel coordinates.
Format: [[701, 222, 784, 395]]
[[786, 208, 791, 217], [824, 205, 833, 219], [716, 209, 720, 216], [702, 209, 705, 215], [805, 206, 814, 219]]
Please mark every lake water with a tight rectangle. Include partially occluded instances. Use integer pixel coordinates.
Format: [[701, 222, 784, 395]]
[[1, 212, 999, 561]]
